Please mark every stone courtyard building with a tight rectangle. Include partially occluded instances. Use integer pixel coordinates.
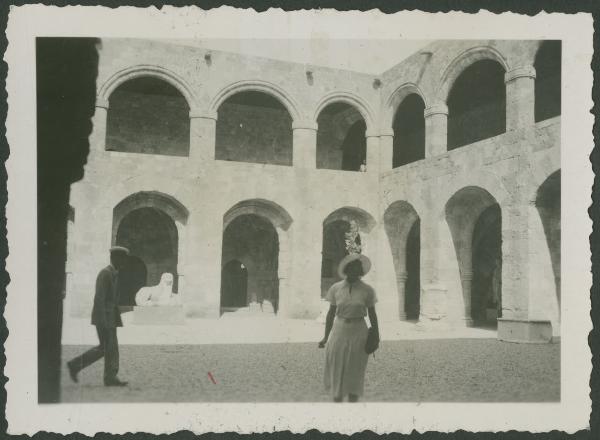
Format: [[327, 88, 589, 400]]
[[66, 39, 561, 343]]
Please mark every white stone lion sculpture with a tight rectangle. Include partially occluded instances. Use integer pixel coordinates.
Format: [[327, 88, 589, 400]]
[[135, 273, 181, 306]]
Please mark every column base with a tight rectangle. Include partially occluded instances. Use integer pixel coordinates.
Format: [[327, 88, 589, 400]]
[[497, 318, 553, 343]]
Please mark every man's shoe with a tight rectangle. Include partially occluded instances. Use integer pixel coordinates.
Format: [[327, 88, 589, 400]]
[[104, 378, 128, 387], [67, 361, 79, 383]]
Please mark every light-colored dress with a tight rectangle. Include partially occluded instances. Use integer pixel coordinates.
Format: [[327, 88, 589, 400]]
[[324, 278, 377, 398]]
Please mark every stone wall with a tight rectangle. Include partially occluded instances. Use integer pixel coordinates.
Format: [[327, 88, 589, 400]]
[[66, 38, 561, 341]]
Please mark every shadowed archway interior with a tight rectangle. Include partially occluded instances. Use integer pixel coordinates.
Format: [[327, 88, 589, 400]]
[[106, 76, 190, 156]]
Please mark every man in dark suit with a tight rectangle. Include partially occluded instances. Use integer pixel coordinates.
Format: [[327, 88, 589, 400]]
[[67, 246, 129, 386]]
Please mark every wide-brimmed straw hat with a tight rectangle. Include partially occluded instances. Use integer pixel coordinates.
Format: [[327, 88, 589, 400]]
[[109, 246, 130, 255], [338, 253, 371, 279]]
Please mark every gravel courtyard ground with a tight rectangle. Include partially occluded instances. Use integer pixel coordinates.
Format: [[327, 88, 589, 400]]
[[61, 339, 559, 403]]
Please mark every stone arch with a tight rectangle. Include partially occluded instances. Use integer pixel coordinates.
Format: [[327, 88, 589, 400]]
[[382, 83, 429, 133], [391, 92, 426, 167], [112, 191, 189, 296], [384, 201, 421, 319], [437, 46, 511, 102], [323, 206, 376, 233], [97, 65, 197, 109], [313, 91, 377, 135], [222, 199, 293, 316], [209, 80, 302, 122], [444, 186, 502, 327]]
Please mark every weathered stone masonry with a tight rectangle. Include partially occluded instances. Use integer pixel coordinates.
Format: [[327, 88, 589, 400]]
[[66, 39, 561, 342]]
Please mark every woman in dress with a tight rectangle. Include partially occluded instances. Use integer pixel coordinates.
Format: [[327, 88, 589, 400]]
[[318, 253, 379, 402]]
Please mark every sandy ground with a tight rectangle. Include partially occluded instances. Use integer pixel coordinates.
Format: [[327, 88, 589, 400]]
[[61, 339, 559, 403]]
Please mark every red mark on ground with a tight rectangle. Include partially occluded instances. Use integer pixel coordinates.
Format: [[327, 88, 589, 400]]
[[208, 372, 217, 384]]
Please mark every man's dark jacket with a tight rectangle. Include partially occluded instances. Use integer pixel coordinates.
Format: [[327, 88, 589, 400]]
[[91, 265, 123, 327]]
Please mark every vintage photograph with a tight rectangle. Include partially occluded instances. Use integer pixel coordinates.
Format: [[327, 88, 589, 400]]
[[45, 36, 562, 403], [5, 5, 593, 435]]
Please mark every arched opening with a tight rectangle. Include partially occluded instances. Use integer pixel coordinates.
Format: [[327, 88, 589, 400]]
[[220, 259, 249, 310], [316, 103, 367, 171], [215, 91, 293, 166], [471, 204, 502, 326], [106, 77, 190, 156], [535, 41, 561, 122], [115, 207, 179, 301], [447, 60, 506, 150], [536, 170, 561, 307], [221, 214, 280, 314], [445, 187, 502, 327], [383, 201, 421, 320], [392, 94, 425, 168]]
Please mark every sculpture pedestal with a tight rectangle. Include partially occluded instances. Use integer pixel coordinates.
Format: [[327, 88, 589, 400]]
[[132, 305, 186, 325]]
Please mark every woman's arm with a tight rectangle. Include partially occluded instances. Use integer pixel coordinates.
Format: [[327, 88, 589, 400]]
[[318, 305, 337, 348], [367, 306, 380, 339]]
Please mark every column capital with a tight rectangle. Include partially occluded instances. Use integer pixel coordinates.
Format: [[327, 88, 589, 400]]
[[424, 103, 448, 118], [379, 129, 395, 138], [365, 129, 381, 138], [395, 272, 408, 282], [292, 121, 318, 131], [95, 97, 109, 109], [189, 108, 217, 120], [505, 66, 536, 83]]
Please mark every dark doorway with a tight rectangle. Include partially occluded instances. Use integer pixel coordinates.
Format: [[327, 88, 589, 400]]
[[471, 204, 502, 326], [405, 220, 421, 319], [447, 59, 506, 150], [118, 255, 148, 308], [221, 260, 249, 309], [115, 207, 179, 292]]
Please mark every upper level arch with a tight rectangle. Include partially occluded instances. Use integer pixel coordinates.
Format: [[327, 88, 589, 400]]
[[323, 206, 376, 233], [437, 46, 511, 103], [381, 83, 429, 134], [313, 91, 376, 135], [209, 80, 302, 123], [97, 65, 197, 110]]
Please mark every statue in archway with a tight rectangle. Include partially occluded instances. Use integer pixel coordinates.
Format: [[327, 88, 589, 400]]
[[135, 273, 181, 306]]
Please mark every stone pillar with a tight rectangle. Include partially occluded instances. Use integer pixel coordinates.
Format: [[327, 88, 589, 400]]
[[189, 109, 217, 164], [287, 213, 322, 319], [365, 132, 380, 175], [184, 207, 223, 318], [418, 201, 448, 324], [292, 122, 318, 169], [395, 272, 408, 320], [497, 197, 552, 342], [379, 132, 394, 172], [89, 98, 109, 155], [505, 66, 536, 131], [460, 269, 474, 326], [424, 103, 448, 157]]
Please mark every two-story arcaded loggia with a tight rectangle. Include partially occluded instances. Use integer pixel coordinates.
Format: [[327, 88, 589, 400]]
[[66, 39, 561, 343]]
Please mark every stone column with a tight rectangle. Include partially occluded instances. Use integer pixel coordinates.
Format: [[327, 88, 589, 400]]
[[365, 132, 381, 175], [379, 132, 394, 172], [189, 109, 217, 164], [460, 269, 474, 326], [505, 66, 536, 131], [424, 103, 448, 157], [395, 272, 408, 320], [89, 97, 109, 156], [292, 122, 318, 169]]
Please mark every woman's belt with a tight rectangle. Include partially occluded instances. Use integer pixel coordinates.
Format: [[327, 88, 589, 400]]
[[337, 316, 365, 323]]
